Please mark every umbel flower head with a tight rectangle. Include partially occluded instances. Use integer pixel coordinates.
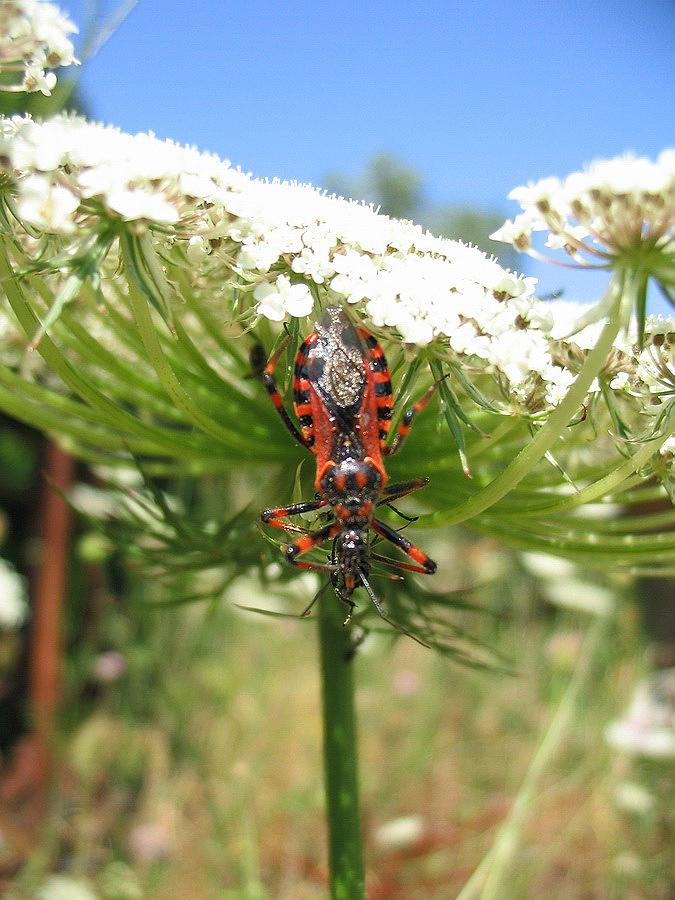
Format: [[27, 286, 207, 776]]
[[491, 151, 674, 269], [2, 112, 666, 424], [0, 112, 569, 398], [492, 150, 675, 348], [0, 115, 672, 419], [0, 0, 79, 95], [0, 113, 537, 347]]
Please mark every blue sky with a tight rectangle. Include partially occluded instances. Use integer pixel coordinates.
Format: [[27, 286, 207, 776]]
[[65, 0, 674, 307]]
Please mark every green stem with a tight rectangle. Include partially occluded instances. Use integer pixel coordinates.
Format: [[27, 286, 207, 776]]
[[317, 591, 365, 900]]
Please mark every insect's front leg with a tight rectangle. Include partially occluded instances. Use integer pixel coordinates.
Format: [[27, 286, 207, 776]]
[[378, 477, 430, 504], [261, 498, 327, 535], [285, 521, 343, 573]]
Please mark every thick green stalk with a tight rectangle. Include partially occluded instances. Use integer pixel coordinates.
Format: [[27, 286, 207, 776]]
[[317, 592, 366, 899]]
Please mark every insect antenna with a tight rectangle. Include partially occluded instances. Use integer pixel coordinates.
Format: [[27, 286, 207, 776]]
[[301, 578, 332, 617], [358, 572, 431, 649]]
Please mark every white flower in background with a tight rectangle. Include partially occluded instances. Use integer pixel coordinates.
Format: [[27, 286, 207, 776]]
[[105, 187, 180, 224], [291, 246, 337, 283], [487, 329, 552, 387], [374, 814, 425, 850], [0, 558, 28, 630], [492, 150, 675, 269], [541, 365, 577, 406], [605, 670, 675, 759], [15, 172, 79, 233], [22, 62, 57, 96], [613, 781, 655, 815], [634, 325, 674, 396], [35, 875, 98, 900], [69, 483, 118, 519], [609, 371, 630, 390], [541, 577, 615, 617], [632, 323, 675, 456], [0, 1, 78, 95], [92, 651, 127, 683]]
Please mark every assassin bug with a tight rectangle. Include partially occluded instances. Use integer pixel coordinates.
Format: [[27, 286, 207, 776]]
[[257, 306, 440, 625]]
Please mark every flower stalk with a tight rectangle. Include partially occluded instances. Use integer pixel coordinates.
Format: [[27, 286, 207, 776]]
[[318, 591, 365, 899]]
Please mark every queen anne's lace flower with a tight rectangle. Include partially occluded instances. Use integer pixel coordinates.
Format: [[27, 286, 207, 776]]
[[0, 1, 78, 95], [1, 114, 672, 418], [633, 324, 674, 417], [253, 274, 313, 321], [492, 151, 675, 269]]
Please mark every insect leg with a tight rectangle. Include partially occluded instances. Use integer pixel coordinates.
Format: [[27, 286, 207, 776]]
[[301, 578, 332, 617], [369, 552, 429, 575], [371, 518, 437, 574], [254, 338, 310, 449], [285, 521, 343, 572], [378, 477, 430, 504], [374, 477, 431, 523], [261, 498, 328, 534], [384, 380, 446, 457], [356, 571, 387, 618]]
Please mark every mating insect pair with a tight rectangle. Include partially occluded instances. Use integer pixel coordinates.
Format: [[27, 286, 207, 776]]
[[256, 306, 440, 625]]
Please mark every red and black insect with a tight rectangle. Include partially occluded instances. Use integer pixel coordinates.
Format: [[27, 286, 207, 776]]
[[257, 306, 439, 624]]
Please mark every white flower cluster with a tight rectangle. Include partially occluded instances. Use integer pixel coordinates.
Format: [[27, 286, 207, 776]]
[[184, 169, 542, 352], [1, 114, 251, 232], [2, 114, 672, 416], [0, 0, 78, 95], [492, 151, 675, 265], [0, 116, 557, 386], [541, 304, 674, 452], [605, 671, 675, 759]]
